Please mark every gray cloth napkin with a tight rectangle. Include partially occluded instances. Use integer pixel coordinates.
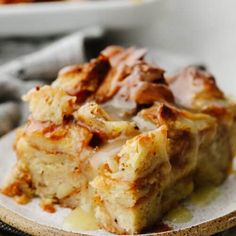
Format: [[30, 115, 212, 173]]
[[0, 27, 104, 136]]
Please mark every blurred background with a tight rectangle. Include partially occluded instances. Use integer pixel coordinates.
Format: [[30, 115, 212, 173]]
[[1, 0, 236, 92]]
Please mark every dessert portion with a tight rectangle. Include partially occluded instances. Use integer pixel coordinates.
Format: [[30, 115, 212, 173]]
[[1, 46, 236, 234]]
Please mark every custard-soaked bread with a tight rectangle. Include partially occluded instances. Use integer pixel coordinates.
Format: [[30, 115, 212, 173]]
[[168, 66, 236, 185], [91, 126, 171, 234], [23, 86, 77, 124], [1, 47, 236, 234]]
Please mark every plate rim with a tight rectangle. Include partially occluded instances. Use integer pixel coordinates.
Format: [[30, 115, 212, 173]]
[[0, 201, 236, 235]]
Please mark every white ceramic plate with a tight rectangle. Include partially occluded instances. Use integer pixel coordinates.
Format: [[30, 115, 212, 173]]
[[0, 0, 158, 37]]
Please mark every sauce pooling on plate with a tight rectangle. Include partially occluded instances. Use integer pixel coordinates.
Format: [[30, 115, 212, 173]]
[[187, 185, 220, 206], [164, 185, 220, 224], [164, 206, 193, 224], [63, 207, 99, 231]]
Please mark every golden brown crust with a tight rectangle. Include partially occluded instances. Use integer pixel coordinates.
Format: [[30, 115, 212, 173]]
[[94, 47, 147, 103], [95, 51, 169, 107], [101, 46, 146, 67], [24, 117, 93, 156], [53, 55, 110, 103], [167, 66, 224, 108], [110, 63, 173, 110], [94, 63, 128, 103], [1, 166, 34, 200], [23, 86, 77, 125], [40, 199, 56, 213]]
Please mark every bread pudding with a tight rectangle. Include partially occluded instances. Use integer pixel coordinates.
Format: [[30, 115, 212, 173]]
[[1, 46, 236, 234]]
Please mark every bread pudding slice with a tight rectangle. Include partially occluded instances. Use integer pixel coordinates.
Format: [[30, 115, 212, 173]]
[[1, 46, 236, 234]]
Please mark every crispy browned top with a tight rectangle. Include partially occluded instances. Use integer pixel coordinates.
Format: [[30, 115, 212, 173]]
[[167, 66, 225, 109], [55, 55, 110, 103], [167, 66, 236, 125], [24, 46, 235, 146], [54, 46, 173, 115]]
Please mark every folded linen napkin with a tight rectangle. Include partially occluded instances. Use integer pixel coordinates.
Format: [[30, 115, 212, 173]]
[[0, 27, 104, 136]]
